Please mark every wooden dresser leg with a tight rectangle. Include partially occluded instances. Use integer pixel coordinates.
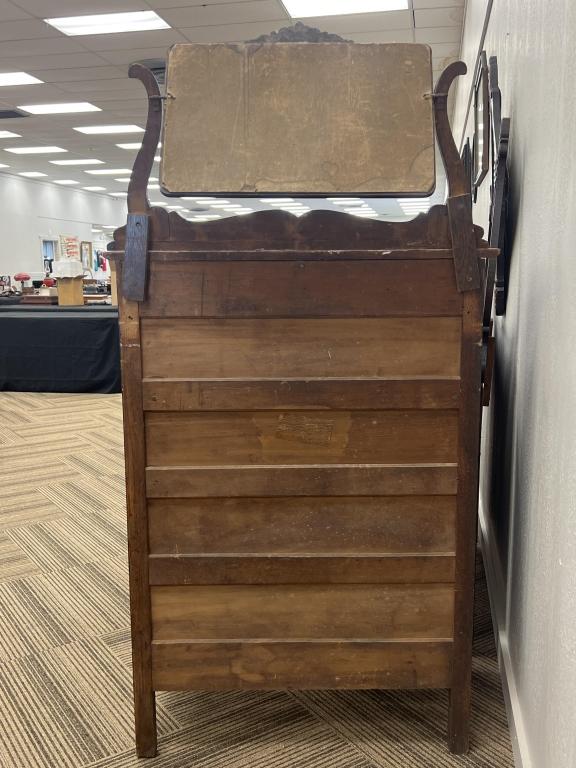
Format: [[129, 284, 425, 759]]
[[448, 680, 471, 754], [134, 683, 157, 758]]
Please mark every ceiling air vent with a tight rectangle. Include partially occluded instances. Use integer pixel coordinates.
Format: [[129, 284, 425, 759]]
[[0, 109, 29, 119]]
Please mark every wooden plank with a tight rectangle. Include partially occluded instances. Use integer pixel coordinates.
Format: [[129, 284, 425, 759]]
[[145, 410, 459, 466], [448, 289, 484, 753], [141, 259, 461, 318], [146, 464, 458, 498], [151, 584, 454, 641], [142, 378, 461, 412], [117, 294, 156, 756], [162, 43, 434, 195], [148, 554, 455, 585], [148, 496, 456, 555], [141, 317, 461, 379], [151, 640, 452, 690]]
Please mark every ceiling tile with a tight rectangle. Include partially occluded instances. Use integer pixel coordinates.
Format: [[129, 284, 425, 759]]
[[0, 37, 87, 56], [291, 11, 413, 34], [0, 19, 62, 40], [181, 21, 288, 43], [78, 29, 188, 52], [94, 47, 173, 67], [0, 1, 33, 21], [29, 66, 126, 83], [414, 26, 462, 44], [147, 0, 267, 6], [14, 0, 145, 14], [414, 7, 464, 28], [0, 52, 109, 70], [0, 83, 68, 104], [157, 1, 288, 28]]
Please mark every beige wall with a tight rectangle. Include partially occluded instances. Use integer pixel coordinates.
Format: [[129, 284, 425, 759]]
[[451, 2, 576, 767]]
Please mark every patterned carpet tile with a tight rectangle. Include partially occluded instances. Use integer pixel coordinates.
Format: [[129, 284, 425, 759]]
[[0, 393, 514, 768]]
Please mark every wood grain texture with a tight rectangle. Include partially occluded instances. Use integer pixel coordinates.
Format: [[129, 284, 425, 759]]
[[142, 378, 461, 412], [151, 584, 454, 640], [141, 259, 461, 318], [146, 464, 458, 498], [141, 317, 461, 379], [147, 496, 456, 555], [151, 640, 452, 690], [448, 289, 484, 753], [117, 295, 156, 756], [148, 554, 455, 585], [162, 43, 434, 195], [146, 410, 458, 467]]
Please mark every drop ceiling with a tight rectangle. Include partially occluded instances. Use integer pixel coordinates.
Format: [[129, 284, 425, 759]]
[[0, 0, 464, 220]]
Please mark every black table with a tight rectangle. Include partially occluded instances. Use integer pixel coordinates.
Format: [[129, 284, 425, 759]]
[[0, 305, 121, 393]]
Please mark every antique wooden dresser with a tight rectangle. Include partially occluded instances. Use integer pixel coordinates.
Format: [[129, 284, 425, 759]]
[[110, 37, 497, 758]]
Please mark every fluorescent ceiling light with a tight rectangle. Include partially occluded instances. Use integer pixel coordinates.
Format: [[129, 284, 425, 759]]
[[53, 179, 78, 185], [167, 205, 184, 210], [83, 186, 106, 191], [18, 102, 100, 115], [110, 191, 128, 197], [19, 171, 47, 177], [45, 11, 170, 36], [182, 196, 216, 202], [260, 198, 294, 203], [102, 225, 116, 229], [50, 158, 103, 166], [0, 163, 9, 168], [85, 168, 132, 175], [153, 156, 161, 162], [74, 125, 143, 135], [0, 131, 20, 139], [0, 72, 43, 87], [147, 184, 160, 190], [327, 197, 362, 202], [398, 198, 431, 214], [5, 146, 66, 154], [282, 0, 407, 17], [114, 178, 131, 183]]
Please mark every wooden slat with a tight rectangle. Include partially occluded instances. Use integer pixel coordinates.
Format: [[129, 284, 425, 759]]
[[142, 377, 460, 411], [147, 496, 456, 555], [145, 410, 459, 466], [140, 317, 461, 379], [148, 554, 455, 585], [146, 464, 458, 498], [151, 640, 452, 690], [151, 584, 454, 640], [141, 259, 461, 318]]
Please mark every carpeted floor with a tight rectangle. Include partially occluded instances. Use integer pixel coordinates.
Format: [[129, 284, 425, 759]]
[[0, 392, 514, 768]]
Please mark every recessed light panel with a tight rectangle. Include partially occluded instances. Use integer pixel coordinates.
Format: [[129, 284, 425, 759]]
[[85, 168, 132, 175], [116, 142, 162, 149], [0, 72, 43, 86], [53, 180, 78, 185], [0, 163, 10, 168], [83, 186, 106, 191], [282, 0, 407, 16], [19, 171, 47, 177], [50, 159, 103, 166], [18, 102, 100, 115], [0, 131, 20, 139], [45, 11, 170, 36], [74, 125, 143, 135], [6, 146, 67, 154]]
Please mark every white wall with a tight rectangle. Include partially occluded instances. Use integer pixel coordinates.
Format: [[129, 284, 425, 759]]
[[0, 173, 126, 281], [452, 2, 576, 768]]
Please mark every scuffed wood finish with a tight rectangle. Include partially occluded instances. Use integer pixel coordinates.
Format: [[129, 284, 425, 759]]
[[145, 464, 458, 498], [141, 259, 461, 318], [151, 584, 454, 641], [141, 317, 461, 379], [142, 378, 461, 412], [148, 554, 455, 585], [145, 410, 458, 466], [148, 496, 456, 555], [151, 641, 453, 691], [117, 293, 156, 758], [162, 43, 434, 195]]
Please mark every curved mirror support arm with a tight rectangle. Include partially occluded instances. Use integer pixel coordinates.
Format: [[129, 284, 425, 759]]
[[127, 64, 162, 214], [434, 62, 481, 292]]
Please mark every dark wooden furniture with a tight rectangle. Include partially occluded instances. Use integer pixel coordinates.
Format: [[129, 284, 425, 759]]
[[110, 41, 497, 759]]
